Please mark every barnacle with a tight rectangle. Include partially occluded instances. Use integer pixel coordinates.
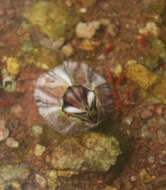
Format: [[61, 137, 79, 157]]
[[1, 69, 16, 92], [34, 61, 114, 134]]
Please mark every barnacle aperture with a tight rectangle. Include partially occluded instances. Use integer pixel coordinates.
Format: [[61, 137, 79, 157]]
[[34, 61, 114, 133]]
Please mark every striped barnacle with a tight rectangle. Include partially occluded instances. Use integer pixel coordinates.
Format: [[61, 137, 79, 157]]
[[34, 61, 114, 133]]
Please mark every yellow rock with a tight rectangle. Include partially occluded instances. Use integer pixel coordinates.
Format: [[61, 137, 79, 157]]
[[6, 57, 20, 78], [126, 61, 159, 90], [126, 60, 166, 104]]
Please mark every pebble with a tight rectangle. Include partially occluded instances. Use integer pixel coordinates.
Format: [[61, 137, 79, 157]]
[[8, 180, 21, 190], [47, 170, 57, 179], [100, 1, 110, 11], [79, 8, 87, 13], [96, 54, 106, 60], [32, 125, 43, 137], [40, 37, 65, 50], [79, 39, 100, 51], [10, 104, 23, 118], [99, 18, 110, 26], [139, 169, 152, 183], [105, 186, 117, 190], [122, 117, 133, 125], [62, 44, 74, 57], [47, 170, 58, 189], [0, 9, 5, 16], [106, 23, 119, 37], [111, 64, 122, 76], [6, 9, 15, 18], [147, 156, 155, 164], [157, 129, 166, 144], [0, 164, 30, 181], [76, 21, 100, 39], [35, 174, 46, 188], [0, 120, 9, 142], [140, 109, 153, 119], [147, 118, 158, 127], [34, 144, 46, 156], [6, 137, 19, 148], [65, 0, 72, 7], [139, 22, 159, 37], [147, 105, 154, 111], [153, 175, 166, 188], [159, 160, 166, 166], [155, 105, 163, 116], [140, 125, 150, 138], [0, 176, 5, 189], [163, 109, 166, 120], [130, 176, 136, 182]]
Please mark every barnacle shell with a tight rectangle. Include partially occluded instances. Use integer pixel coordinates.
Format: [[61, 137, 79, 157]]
[[34, 61, 113, 133]]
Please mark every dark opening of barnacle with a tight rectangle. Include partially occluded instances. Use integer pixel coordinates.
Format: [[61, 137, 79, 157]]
[[62, 85, 98, 123]]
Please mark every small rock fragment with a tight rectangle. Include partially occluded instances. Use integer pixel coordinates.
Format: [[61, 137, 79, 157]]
[[140, 125, 150, 138], [79, 39, 100, 51], [147, 156, 155, 164], [0, 176, 5, 189], [148, 105, 154, 111], [139, 22, 159, 37], [35, 174, 46, 188], [0, 164, 30, 181], [0, 9, 5, 16], [34, 144, 46, 156], [140, 109, 153, 119], [40, 37, 65, 50], [32, 125, 43, 137], [8, 180, 21, 190], [105, 186, 117, 190], [122, 117, 133, 125], [6, 137, 19, 148], [47, 170, 58, 189], [0, 120, 9, 142], [96, 54, 106, 60], [62, 44, 74, 56], [153, 175, 166, 188], [79, 8, 87, 13], [99, 18, 110, 26], [139, 169, 152, 183], [155, 105, 163, 116], [157, 129, 166, 144], [52, 38, 65, 49], [106, 23, 119, 37], [76, 21, 100, 39], [10, 104, 23, 118], [130, 176, 136, 182], [111, 64, 122, 76]]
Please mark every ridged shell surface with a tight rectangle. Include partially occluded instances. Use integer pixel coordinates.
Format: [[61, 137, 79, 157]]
[[34, 61, 114, 133]]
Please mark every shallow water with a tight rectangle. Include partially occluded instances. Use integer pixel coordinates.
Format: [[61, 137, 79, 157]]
[[0, 0, 166, 189]]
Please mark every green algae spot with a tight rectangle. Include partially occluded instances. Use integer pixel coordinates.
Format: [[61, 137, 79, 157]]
[[23, 1, 80, 40]]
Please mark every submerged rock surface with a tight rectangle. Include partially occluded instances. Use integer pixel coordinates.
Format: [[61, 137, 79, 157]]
[[48, 132, 121, 174]]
